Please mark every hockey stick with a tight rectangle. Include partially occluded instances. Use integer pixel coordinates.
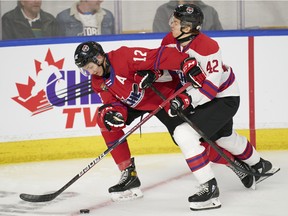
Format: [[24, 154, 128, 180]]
[[150, 85, 272, 178], [19, 82, 192, 203]]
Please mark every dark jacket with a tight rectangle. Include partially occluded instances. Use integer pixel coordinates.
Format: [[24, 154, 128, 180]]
[[153, 0, 223, 32], [1, 5, 60, 40], [56, 3, 115, 36]]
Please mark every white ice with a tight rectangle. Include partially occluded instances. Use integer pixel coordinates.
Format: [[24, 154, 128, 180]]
[[0, 151, 286, 216]]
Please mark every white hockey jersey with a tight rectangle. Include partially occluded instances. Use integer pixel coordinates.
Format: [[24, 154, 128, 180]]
[[161, 32, 240, 108]]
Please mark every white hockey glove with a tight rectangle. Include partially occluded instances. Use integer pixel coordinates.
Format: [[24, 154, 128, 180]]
[[181, 57, 206, 88]]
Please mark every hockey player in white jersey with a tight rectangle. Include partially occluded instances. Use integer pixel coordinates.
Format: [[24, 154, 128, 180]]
[[161, 3, 279, 211]]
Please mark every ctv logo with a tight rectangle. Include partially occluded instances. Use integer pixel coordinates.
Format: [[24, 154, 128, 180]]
[[11, 49, 101, 128]]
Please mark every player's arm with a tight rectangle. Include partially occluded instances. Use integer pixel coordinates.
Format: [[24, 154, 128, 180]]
[[126, 46, 188, 72], [98, 90, 128, 132], [181, 57, 207, 88], [168, 53, 224, 116], [182, 52, 224, 108], [129, 46, 188, 88], [90, 76, 127, 131], [134, 69, 163, 89]]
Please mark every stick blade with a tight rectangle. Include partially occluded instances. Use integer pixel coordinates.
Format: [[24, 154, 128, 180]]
[[19, 192, 58, 202]]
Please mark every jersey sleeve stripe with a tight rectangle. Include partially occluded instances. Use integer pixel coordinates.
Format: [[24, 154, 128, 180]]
[[199, 80, 218, 99], [218, 72, 235, 93], [154, 46, 165, 70]]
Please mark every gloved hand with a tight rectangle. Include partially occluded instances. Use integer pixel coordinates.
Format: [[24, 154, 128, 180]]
[[134, 70, 163, 89], [181, 57, 206, 88], [103, 111, 125, 131], [169, 92, 192, 117], [98, 104, 126, 131]]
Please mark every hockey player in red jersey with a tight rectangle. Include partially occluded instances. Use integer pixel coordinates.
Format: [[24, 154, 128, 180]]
[[73, 41, 248, 203], [73, 39, 278, 209], [74, 42, 192, 201], [162, 3, 279, 210]]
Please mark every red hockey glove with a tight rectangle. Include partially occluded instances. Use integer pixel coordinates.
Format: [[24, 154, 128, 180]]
[[98, 104, 127, 131], [181, 57, 206, 88], [134, 70, 163, 89], [168, 92, 192, 117]]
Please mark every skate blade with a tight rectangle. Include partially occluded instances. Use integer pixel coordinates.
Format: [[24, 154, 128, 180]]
[[110, 187, 143, 202], [190, 197, 221, 211], [249, 177, 256, 190], [256, 167, 280, 184]]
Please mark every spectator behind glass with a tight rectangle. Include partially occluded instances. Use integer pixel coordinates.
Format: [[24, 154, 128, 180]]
[[153, 0, 223, 32], [56, 0, 115, 36], [1, 0, 59, 40]]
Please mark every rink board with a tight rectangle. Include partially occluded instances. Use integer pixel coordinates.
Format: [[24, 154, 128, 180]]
[[1, 129, 287, 164], [1, 30, 288, 164]]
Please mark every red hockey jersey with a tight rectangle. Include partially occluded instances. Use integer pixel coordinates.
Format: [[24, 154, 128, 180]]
[[91, 46, 189, 110]]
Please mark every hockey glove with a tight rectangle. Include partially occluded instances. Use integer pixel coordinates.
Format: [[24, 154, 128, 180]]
[[169, 92, 192, 117], [181, 57, 206, 88], [104, 111, 125, 131], [98, 104, 126, 131], [134, 70, 163, 89]]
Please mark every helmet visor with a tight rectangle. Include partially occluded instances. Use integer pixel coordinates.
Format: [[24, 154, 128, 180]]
[[78, 68, 90, 77], [168, 14, 174, 26]]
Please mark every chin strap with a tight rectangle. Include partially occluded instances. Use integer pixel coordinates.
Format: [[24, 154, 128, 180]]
[[176, 34, 196, 44], [102, 54, 111, 78], [175, 28, 199, 44]]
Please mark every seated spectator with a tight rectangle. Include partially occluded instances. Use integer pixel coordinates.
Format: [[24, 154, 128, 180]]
[[1, 0, 59, 40], [56, 0, 115, 36], [153, 0, 223, 32]]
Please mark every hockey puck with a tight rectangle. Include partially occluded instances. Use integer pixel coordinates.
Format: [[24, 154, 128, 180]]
[[80, 209, 90, 214]]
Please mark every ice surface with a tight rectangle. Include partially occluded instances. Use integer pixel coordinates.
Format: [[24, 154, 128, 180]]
[[0, 151, 286, 216]]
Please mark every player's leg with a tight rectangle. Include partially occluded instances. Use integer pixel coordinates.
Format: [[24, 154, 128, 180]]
[[209, 119, 256, 189], [156, 109, 220, 210], [98, 108, 146, 201], [173, 122, 221, 211], [100, 130, 142, 201], [202, 140, 255, 188], [216, 131, 279, 184], [195, 96, 278, 186], [177, 97, 254, 190]]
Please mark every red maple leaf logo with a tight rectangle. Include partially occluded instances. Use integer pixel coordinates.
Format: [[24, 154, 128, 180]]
[[12, 49, 64, 115]]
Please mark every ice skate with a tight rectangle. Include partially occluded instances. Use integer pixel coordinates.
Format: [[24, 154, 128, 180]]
[[228, 158, 256, 189], [252, 158, 280, 184], [188, 178, 221, 211], [109, 158, 143, 201]]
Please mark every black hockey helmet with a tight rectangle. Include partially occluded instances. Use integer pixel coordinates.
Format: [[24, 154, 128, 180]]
[[173, 4, 204, 31], [74, 41, 105, 68], [74, 41, 108, 76]]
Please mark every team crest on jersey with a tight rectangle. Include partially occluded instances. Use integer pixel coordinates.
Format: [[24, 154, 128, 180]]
[[122, 83, 144, 107]]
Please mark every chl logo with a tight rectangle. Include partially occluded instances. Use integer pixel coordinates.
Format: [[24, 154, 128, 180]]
[[11, 49, 101, 116], [12, 49, 65, 115]]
